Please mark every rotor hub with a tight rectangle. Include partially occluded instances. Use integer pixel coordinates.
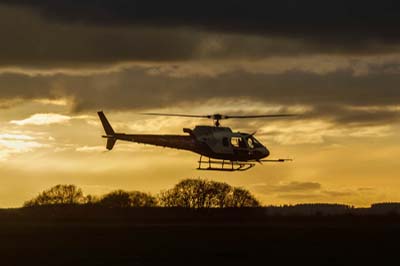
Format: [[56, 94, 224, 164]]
[[210, 114, 226, 127]]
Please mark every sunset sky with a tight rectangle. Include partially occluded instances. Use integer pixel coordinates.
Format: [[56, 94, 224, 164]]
[[1, 1, 400, 207]]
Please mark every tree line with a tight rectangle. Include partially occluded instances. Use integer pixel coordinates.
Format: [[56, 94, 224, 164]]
[[24, 178, 260, 208]]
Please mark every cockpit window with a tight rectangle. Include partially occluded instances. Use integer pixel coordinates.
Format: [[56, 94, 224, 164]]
[[247, 138, 254, 149], [250, 136, 263, 148]]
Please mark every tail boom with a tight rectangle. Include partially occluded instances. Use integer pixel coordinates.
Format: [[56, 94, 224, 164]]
[[97, 111, 196, 152]]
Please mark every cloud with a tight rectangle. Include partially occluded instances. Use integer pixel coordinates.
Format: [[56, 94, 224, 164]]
[[257, 120, 392, 145], [33, 98, 68, 106], [0, 65, 399, 129], [10, 113, 71, 126], [252, 181, 322, 194], [0, 2, 398, 129], [0, 133, 34, 141], [3, 1, 400, 49], [0, 5, 202, 67], [0, 2, 399, 69], [0, 133, 47, 160], [276, 189, 356, 201], [274, 182, 322, 192], [252, 181, 377, 203], [76, 146, 106, 152], [9, 113, 92, 126], [322, 190, 354, 197]]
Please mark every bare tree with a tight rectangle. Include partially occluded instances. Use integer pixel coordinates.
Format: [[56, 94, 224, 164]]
[[99, 190, 157, 208], [158, 178, 260, 208], [129, 191, 158, 207], [226, 187, 260, 207], [24, 184, 86, 207], [23, 180, 259, 209], [209, 181, 232, 208]]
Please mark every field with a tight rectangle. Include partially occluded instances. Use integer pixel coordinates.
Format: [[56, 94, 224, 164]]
[[0, 207, 398, 265]]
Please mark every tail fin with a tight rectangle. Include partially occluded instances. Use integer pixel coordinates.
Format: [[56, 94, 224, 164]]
[[98, 111, 117, 150], [98, 111, 114, 136]]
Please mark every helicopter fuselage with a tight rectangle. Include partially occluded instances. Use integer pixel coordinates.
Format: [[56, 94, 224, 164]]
[[111, 125, 270, 162]]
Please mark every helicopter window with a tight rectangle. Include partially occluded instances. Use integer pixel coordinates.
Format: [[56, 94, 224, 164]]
[[231, 137, 239, 148], [251, 136, 263, 148], [247, 138, 254, 149], [222, 137, 229, 147], [231, 137, 246, 148]]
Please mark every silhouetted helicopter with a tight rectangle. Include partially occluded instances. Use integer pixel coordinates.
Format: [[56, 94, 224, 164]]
[[98, 111, 293, 171]]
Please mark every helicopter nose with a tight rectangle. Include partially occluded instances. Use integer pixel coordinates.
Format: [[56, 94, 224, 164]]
[[264, 147, 270, 158]]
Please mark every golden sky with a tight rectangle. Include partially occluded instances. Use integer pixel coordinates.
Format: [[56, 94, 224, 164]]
[[0, 1, 400, 207], [0, 101, 399, 207]]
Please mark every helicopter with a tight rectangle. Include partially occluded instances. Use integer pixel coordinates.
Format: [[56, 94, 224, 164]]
[[98, 111, 293, 171]]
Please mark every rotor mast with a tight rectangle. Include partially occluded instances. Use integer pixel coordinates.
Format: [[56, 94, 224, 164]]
[[211, 114, 223, 127]]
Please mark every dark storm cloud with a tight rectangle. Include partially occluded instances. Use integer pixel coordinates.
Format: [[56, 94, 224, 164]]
[[0, 5, 202, 66], [303, 104, 400, 127], [4, 0, 400, 44], [0, 1, 400, 67], [0, 67, 399, 126]]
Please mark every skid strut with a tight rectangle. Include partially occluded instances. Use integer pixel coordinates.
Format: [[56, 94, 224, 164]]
[[197, 155, 255, 171]]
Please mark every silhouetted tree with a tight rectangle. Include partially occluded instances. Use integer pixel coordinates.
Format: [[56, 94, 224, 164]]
[[99, 190, 157, 208], [226, 187, 260, 207], [370, 202, 400, 215], [158, 178, 260, 208], [23, 180, 259, 209], [24, 184, 86, 207], [128, 191, 157, 207], [209, 181, 232, 208], [85, 194, 100, 205]]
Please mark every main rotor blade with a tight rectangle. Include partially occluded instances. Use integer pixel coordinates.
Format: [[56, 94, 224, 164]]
[[141, 113, 210, 118], [141, 113, 297, 121], [226, 114, 296, 119]]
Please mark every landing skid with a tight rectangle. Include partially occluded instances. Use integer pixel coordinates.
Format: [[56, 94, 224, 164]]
[[197, 156, 255, 172]]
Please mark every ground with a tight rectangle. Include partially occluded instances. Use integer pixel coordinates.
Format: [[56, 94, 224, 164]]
[[0, 208, 398, 265]]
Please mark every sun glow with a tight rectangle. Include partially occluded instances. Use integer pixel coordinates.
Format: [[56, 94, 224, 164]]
[[0, 133, 45, 160], [10, 113, 71, 126]]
